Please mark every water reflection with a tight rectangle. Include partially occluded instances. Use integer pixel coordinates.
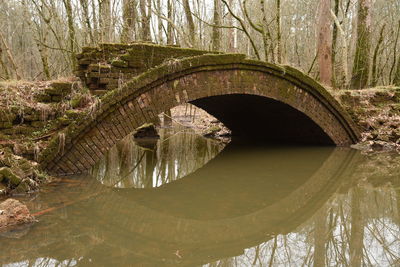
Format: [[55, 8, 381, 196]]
[[1, 131, 400, 267], [92, 128, 225, 188]]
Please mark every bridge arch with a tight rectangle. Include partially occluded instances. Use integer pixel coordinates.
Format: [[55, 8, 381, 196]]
[[40, 54, 360, 175]]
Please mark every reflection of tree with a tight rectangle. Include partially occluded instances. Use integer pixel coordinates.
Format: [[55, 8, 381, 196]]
[[314, 207, 327, 267], [91, 128, 225, 188], [350, 186, 364, 267], [204, 164, 400, 267]]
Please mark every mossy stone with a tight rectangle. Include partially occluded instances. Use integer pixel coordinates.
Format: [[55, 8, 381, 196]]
[[31, 121, 47, 128], [58, 116, 72, 126], [111, 59, 129, 68], [0, 122, 13, 129], [65, 109, 81, 119], [0, 167, 21, 186], [51, 82, 72, 94], [35, 94, 52, 103], [14, 179, 30, 193]]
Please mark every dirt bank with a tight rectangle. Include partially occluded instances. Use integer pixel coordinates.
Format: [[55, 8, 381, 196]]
[[332, 86, 400, 153]]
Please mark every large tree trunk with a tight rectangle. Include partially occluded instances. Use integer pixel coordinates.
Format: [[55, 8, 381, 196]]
[[99, 0, 111, 42], [395, 58, 400, 86], [317, 0, 333, 87], [79, 0, 94, 44], [183, 0, 196, 47], [371, 24, 385, 87], [349, 187, 364, 267], [62, 0, 77, 69], [166, 0, 174, 45], [260, 0, 270, 61], [212, 0, 221, 51], [331, 0, 339, 87], [351, 0, 371, 89], [140, 0, 151, 41], [0, 31, 21, 80], [276, 0, 282, 63], [226, 0, 235, 52], [0, 47, 10, 80], [122, 0, 137, 43], [313, 208, 327, 267], [157, 0, 163, 44]]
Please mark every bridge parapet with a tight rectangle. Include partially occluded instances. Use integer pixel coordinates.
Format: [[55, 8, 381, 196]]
[[75, 43, 216, 95]]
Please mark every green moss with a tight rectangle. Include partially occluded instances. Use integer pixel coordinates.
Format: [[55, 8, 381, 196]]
[[0, 122, 13, 129], [111, 58, 129, 68], [0, 167, 21, 186], [65, 109, 82, 119]]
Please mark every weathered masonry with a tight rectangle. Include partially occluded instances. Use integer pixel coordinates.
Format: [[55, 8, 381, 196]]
[[40, 43, 360, 175]]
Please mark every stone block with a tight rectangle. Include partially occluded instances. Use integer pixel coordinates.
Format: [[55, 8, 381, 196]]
[[111, 59, 128, 68], [51, 96, 63, 102], [0, 122, 13, 129], [35, 94, 52, 103], [30, 121, 47, 128], [0, 113, 16, 122]]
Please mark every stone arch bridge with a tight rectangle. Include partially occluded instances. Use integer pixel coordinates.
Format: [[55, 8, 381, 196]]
[[40, 43, 360, 175]]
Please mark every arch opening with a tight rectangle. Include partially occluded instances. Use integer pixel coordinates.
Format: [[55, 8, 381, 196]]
[[191, 94, 335, 145]]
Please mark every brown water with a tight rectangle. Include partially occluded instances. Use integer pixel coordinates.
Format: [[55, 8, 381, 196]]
[[1, 128, 400, 266]]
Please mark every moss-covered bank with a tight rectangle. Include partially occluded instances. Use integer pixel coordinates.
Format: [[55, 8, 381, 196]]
[[0, 79, 96, 195], [332, 86, 400, 152]]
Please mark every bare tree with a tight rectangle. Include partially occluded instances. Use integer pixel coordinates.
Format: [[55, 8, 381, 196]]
[[317, 0, 333, 86], [122, 0, 137, 42], [183, 0, 196, 47], [140, 0, 151, 41], [351, 0, 372, 89], [212, 0, 221, 51], [99, 0, 112, 42]]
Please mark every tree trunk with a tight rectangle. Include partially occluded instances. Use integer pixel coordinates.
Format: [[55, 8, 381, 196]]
[[313, 208, 327, 267], [395, 57, 400, 86], [317, 0, 333, 87], [166, 0, 174, 45], [122, 0, 137, 42], [331, 0, 339, 88], [351, 0, 371, 89], [62, 0, 77, 69], [0, 47, 10, 80], [227, 0, 235, 52], [371, 24, 385, 87], [212, 0, 221, 51], [157, 0, 163, 44], [79, 0, 94, 44], [390, 20, 400, 84], [99, 0, 111, 42], [0, 31, 21, 80], [349, 187, 364, 267], [276, 0, 282, 63], [260, 0, 269, 61], [140, 0, 151, 41], [183, 0, 196, 47]]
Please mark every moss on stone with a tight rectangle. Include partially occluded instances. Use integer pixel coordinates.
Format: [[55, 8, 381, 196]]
[[0, 167, 21, 186], [111, 59, 129, 68]]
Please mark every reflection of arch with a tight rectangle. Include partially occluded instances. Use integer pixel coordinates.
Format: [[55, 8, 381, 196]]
[[0, 148, 360, 266], [39, 54, 360, 175]]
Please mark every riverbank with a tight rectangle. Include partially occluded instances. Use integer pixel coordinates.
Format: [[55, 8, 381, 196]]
[[332, 86, 400, 153], [0, 79, 96, 195], [0, 79, 399, 195]]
